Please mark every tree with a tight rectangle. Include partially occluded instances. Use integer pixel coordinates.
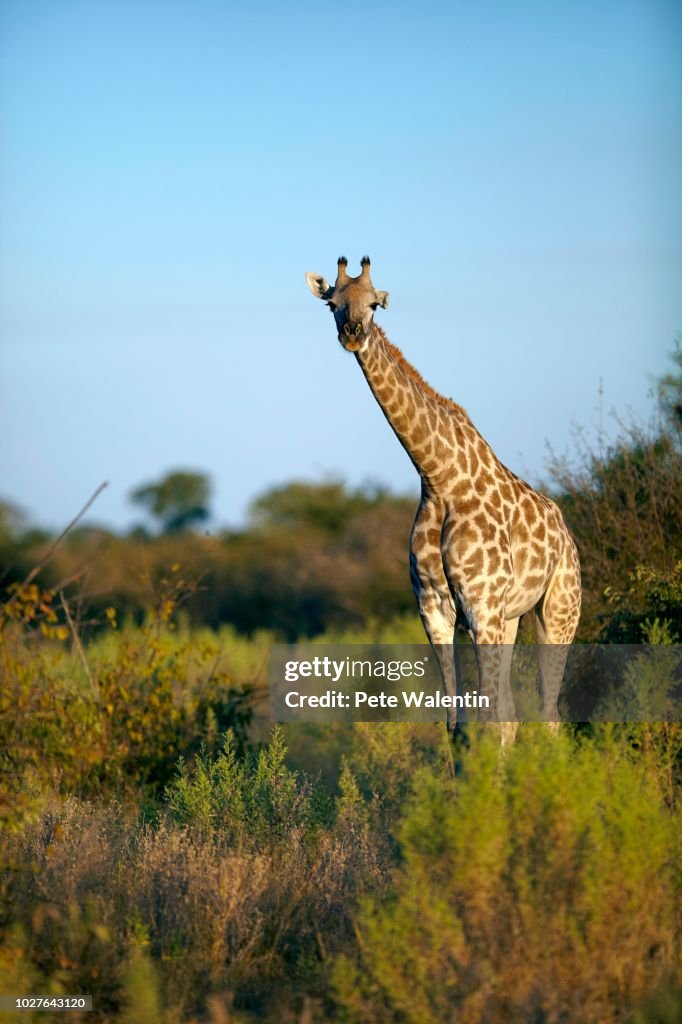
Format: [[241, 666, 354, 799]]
[[0, 499, 25, 548], [129, 470, 212, 534], [249, 479, 398, 536], [656, 337, 682, 434], [547, 346, 682, 638]]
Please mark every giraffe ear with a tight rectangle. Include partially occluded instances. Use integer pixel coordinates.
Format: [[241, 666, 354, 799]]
[[375, 290, 389, 309], [305, 272, 333, 300]]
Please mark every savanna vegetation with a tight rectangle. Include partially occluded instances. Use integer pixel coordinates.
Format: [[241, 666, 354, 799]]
[[2, 349, 681, 644], [1, 350, 681, 1022]]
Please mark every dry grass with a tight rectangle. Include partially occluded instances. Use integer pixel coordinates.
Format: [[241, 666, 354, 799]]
[[0, 740, 388, 1022]]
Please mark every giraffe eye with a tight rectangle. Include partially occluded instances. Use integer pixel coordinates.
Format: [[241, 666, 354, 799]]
[[327, 301, 337, 312], [370, 303, 379, 311]]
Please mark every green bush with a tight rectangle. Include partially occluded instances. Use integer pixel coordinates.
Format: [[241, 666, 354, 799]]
[[335, 728, 682, 1024], [0, 582, 253, 828], [165, 727, 330, 844], [601, 562, 682, 643]]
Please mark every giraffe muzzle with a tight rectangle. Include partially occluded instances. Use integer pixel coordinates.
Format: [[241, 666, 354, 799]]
[[339, 322, 367, 351]]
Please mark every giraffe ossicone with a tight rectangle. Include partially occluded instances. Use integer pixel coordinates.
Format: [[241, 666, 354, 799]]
[[306, 256, 582, 741]]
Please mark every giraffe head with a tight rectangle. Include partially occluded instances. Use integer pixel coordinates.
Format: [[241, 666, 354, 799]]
[[306, 256, 389, 352]]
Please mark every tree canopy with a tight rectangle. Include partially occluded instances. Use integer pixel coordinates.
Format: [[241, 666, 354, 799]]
[[129, 470, 212, 534]]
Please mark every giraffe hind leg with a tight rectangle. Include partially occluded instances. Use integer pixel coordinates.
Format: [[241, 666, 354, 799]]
[[533, 541, 581, 731], [499, 617, 520, 746]]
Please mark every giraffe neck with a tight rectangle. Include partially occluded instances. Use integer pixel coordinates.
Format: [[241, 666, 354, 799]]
[[356, 326, 476, 493]]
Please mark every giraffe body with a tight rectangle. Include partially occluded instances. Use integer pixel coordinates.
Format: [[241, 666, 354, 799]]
[[306, 258, 581, 736]]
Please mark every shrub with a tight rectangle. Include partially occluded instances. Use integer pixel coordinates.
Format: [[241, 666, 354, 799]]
[[601, 562, 682, 643], [165, 727, 330, 844], [546, 360, 682, 640], [0, 729, 388, 1021], [335, 728, 682, 1024], [0, 580, 253, 828]]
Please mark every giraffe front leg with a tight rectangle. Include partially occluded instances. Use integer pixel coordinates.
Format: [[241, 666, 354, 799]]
[[471, 612, 519, 746], [415, 586, 458, 733], [472, 615, 505, 723], [411, 500, 459, 735], [440, 510, 518, 744]]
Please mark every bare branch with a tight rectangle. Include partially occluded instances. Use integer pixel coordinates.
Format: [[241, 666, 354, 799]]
[[60, 590, 99, 699], [2, 482, 108, 607]]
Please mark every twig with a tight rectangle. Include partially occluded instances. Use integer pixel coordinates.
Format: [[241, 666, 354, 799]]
[[2, 482, 108, 607], [60, 590, 99, 699]]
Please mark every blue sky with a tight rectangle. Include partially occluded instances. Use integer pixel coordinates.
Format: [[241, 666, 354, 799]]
[[1, 0, 680, 532]]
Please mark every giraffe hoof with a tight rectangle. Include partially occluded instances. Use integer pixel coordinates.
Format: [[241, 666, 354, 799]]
[[500, 722, 518, 746]]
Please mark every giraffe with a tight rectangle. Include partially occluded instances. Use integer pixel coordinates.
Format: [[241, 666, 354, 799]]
[[306, 256, 582, 740]]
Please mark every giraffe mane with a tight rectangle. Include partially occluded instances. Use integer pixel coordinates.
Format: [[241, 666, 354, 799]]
[[374, 325, 471, 421]]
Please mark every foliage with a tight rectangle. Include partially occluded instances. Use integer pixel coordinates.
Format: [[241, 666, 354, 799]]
[[0, 729, 386, 1022], [250, 478, 396, 535], [1, 723, 680, 1022], [335, 728, 682, 1024], [546, 349, 682, 639], [593, 646, 682, 727], [3, 350, 682, 643], [165, 727, 329, 844], [217, 480, 418, 638], [656, 337, 682, 435], [547, 427, 681, 639], [1, 479, 421, 641], [0, 576, 252, 829], [2, 353, 682, 1022], [601, 562, 682, 643], [129, 469, 212, 534]]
